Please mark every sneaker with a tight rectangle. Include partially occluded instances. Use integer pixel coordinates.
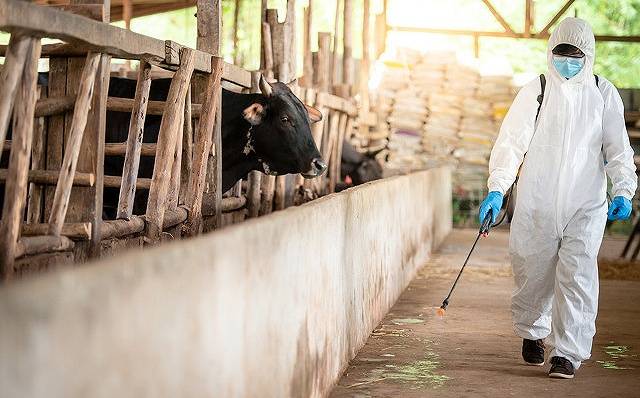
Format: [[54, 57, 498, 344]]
[[549, 356, 575, 379], [522, 339, 545, 366]]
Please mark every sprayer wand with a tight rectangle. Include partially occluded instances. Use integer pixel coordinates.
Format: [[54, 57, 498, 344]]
[[437, 209, 493, 317]]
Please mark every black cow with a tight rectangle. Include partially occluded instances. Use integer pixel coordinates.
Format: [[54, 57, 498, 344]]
[[0, 75, 326, 219], [337, 141, 383, 191], [103, 75, 326, 217]]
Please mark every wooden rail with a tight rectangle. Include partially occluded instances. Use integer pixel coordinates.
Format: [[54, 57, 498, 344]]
[[0, 0, 251, 87]]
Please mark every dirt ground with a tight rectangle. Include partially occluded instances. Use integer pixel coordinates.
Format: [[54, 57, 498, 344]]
[[330, 229, 640, 397]]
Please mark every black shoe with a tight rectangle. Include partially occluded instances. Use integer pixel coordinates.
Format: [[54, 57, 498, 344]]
[[522, 339, 545, 366], [549, 356, 575, 379]]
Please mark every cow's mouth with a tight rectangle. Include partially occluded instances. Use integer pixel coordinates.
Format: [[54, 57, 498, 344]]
[[301, 158, 328, 178]]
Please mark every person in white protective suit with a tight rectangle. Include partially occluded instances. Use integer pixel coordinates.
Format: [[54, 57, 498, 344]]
[[478, 17, 637, 379]]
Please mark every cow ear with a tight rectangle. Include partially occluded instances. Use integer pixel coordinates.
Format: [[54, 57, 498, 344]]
[[305, 104, 322, 123], [243, 103, 266, 125]]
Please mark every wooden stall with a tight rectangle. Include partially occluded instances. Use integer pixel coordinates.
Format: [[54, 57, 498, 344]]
[[0, 0, 370, 281]]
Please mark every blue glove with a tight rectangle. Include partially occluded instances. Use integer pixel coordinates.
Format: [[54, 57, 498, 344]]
[[479, 191, 503, 224], [608, 196, 632, 221]]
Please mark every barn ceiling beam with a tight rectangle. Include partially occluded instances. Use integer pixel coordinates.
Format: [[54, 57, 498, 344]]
[[480, 0, 514, 35], [537, 0, 576, 37], [388, 25, 640, 43]]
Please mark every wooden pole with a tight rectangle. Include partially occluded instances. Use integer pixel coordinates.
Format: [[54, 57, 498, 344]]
[[145, 48, 196, 244], [184, 57, 223, 237], [0, 34, 29, 166], [301, 1, 313, 87], [233, 0, 242, 66], [44, 58, 66, 221], [65, 0, 111, 259], [358, 0, 371, 138], [246, 71, 262, 218], [0, 38, 41, 281], [329, 112, 348, 193], [27, 87, 47, 224], [331, 0, 342, 89], [116, 59, 152, 220], [259, 17, 276, 215], [179, 84, 193, 203], [48, 52, 101, 237], [342, 0, 353, 91], [167, 99, 185, 211]]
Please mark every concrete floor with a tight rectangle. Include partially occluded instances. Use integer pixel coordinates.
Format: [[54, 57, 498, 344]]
[[330, 229, 640, 397]]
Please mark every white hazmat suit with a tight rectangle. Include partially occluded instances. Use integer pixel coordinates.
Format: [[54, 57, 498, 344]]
[[487, 18, 637, 368]]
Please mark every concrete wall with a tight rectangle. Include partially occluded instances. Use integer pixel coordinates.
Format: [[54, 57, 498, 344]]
[[0, 168, 452, 398]]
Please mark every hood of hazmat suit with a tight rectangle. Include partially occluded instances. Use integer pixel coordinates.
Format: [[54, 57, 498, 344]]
[[487, 18, 637, 369]]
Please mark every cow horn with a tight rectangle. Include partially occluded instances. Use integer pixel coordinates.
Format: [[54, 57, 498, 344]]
[[286, 78, 298, 88], [259, 74, 273, 97]]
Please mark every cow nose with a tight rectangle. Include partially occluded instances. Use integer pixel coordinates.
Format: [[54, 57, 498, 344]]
[[311, 158, 328, 176]]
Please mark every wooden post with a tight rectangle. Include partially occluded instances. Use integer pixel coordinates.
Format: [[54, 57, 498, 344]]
[[167, 100, 185, 211], [117, 60, 152, 219], [0, 34, 30, 165], [27, 87, 47, 224], [233, 0, 242, 66], [317, 32, 331, 92], [197, 0, 223, 232], [48, 52, 101, 237], [63, 0, 111, 259], [342, 0, 353, 92], [246, 71, 262, 218], [0, 38, 41, 280], [302, 2, 314, 87], [145, 48, 196, 244], [331, 0, 342, 89], [179, 84, 193, 203], [329, 112, 348, 193], [259, 17, 276, 215], [358, 0, 371, 140], [184, 57, 224, 237], [44, 58, 66, 221], [321, 109, 341, 194], [374, 0, 388, 59]]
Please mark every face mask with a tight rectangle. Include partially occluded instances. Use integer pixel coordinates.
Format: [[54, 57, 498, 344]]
[[552, 55, 585, 79]]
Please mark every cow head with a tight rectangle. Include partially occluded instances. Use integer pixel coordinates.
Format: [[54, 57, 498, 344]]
[[241, 75, 326, 178]]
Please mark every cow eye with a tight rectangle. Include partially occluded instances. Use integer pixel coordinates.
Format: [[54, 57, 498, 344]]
[[280, 116, 289, 123]]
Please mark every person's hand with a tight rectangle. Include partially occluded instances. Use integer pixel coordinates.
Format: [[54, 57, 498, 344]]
[[608, 196, 632, 221], [479, 191, 504, 224]]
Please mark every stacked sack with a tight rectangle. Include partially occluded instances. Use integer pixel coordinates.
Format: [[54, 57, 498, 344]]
[[370, 49, 517, 181]]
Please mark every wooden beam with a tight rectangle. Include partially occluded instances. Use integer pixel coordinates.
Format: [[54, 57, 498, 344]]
[[145, 48, 196, 244], [0, 169, 95, 186], [388, 24, 640, 42], [538, 0, 576, 37], [0, 38, 41, 281], [27, 87, 47, 224], [104, 142, 156, 157], [117, 60, 152, 220], [48, 52, 101, 237], [481, 0, 515, 35], [15, 236, 74, 259], [0, 0, 213, 72], [22, 223, 91, 240]]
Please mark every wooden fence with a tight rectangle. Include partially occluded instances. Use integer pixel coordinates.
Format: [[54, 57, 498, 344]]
[[0, 0, 361, 281]]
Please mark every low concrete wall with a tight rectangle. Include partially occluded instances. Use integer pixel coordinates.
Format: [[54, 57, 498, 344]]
[[0, 168, 452, 398]]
